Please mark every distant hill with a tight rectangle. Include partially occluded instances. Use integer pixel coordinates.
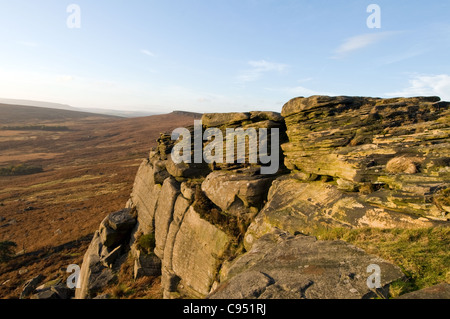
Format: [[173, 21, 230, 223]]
[[171, 110, 203, 118], [0, 98, 164, 118], [0, 98, 78, 111], [76, 107, 161, 118], [0, 103, 121, 125]]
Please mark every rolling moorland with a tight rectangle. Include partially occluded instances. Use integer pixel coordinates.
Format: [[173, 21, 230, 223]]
[[0, 103, 200, 298]]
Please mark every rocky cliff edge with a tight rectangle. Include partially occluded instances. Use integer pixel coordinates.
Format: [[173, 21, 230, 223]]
[[75, 96, 450, 299]]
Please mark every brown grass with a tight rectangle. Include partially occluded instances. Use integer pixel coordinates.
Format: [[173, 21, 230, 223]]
[[0, 105, 200, 298], [103, 254, 162, 299]]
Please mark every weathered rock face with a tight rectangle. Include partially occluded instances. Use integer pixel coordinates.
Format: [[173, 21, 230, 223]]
[[76, 208, 136, 299], [77, 96, 449, 299], [171, 206, 230, 297], [99, 208, 136, 248], [201, 168, 275, 217], [210, 231, 404, 299], [397, 283, 450, 299], [201, 111, 287, 172], [281, 96, 449, 221], [153, 177, 180, 259], [244, 176, 442, 250], [20, 275, 45, 299], [119, 111, 286, 298]]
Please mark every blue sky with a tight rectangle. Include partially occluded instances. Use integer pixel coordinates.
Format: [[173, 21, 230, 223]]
[[0, 0, 449, 113]]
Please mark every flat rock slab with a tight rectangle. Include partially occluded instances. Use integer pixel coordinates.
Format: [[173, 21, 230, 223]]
[[107, 208, 136, 232], [210, 231, 404, 299], [202, 112, 250, 127], [244, 177, 436, 250], [397, 283, 450, 299], [99, 209, 137, 249], [129, 160, 162, 234]]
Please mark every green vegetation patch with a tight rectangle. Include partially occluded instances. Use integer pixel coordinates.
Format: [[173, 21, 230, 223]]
[[192, 186, 249, 240], [0, 164, 43, 176], [311, 227, 450, 296], [136, 233, 156, 255], [1, 125, 70, 131]]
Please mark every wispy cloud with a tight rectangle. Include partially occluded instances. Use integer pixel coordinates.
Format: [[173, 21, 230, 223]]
[[237, 59, 288, 82], [378, 48, 428, 66], [387, 74, 450, 101], [140, 49, 156, 57], [332, 32, 400, 59], [266, 85, 332, 97]]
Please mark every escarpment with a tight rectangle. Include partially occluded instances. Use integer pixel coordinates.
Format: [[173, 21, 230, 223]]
[[76, 96, 450, 299]]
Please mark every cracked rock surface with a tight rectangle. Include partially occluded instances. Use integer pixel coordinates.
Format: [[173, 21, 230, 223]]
[[209, 230, 404, 299]]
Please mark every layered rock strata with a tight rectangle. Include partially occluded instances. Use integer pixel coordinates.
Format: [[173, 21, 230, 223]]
[[76, 97, 449, 299]]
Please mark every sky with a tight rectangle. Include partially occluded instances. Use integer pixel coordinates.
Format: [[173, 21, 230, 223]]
[[0, 0, 449, 113]]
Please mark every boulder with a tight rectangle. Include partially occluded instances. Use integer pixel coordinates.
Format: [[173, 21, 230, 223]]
[[99, 221, 118, 248], [20, 274, 45, 299], [75, 232, 116, 299], [32, 284, 73, 299], [75, 232, 102, 299], [99, 209, 136, 249], [281, 95, 357, 117], [210, 231, 405, 299], [280, 95, 450, 220], [200, 111, 286, 173], [75, 208, 134, 299], [250, 111, 284, 123], [107, 209, 136, 232], [397, 283, 450, 299], [161, 267, 181, 298], [201, 169, 275, 216], [202, 112, 250, 128], [244, 177, 439, 250], [166, 155, 211, 179]]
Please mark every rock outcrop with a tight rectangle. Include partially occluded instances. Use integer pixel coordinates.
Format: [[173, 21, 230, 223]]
[[281, 96, 449, 220], [76, 208, 136, 299], [397, 283, 450, 299], [76, 96, 449, 299], [210, 231, 404, 299]]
